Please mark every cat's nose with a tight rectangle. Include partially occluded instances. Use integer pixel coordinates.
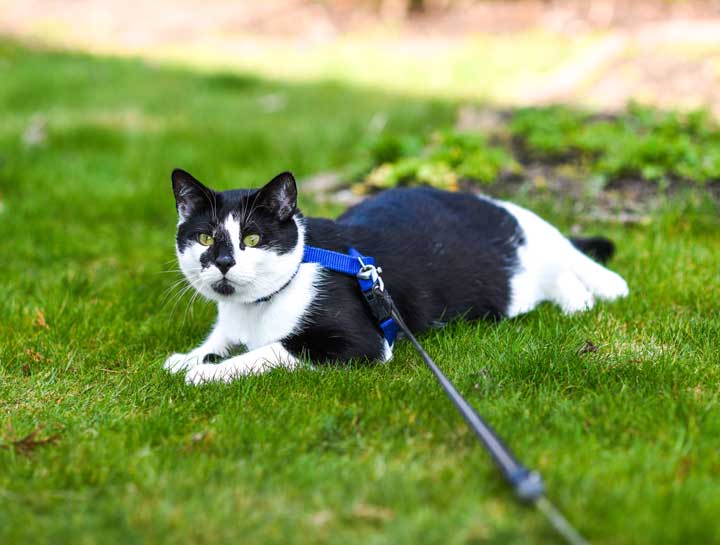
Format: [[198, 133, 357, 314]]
[[215, 255, 235, 275]]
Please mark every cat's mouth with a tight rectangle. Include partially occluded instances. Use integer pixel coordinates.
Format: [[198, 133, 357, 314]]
[[211, 278, 236, 296]]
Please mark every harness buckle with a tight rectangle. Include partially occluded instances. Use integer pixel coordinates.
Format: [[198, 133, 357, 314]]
[[357, 260, 385, 291], [356, 259, 396, 341]]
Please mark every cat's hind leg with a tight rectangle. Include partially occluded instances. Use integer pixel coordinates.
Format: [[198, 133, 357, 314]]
[[547, 270, 595, 314], [500, 200, 628, 317], [506, 247, 595, 316], [568, 248, 629, 302]]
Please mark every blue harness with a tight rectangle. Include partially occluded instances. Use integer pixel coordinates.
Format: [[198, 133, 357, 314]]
[[303, 245, 399, 346]]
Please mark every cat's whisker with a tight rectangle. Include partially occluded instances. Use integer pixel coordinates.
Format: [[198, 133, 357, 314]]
[[162, 274, 189, 290], [155, 269, 194, 275], [160, 278, 193, 303], [182, 288, 203, 326], [243, 196, 262, 226], [164, 289, 192, 314], [165, 280, 198, 314], [171, 287, 199, 318], [162, 277, 189, 292]]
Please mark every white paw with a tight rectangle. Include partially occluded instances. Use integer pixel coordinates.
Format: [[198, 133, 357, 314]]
[[560, 292, 595, 314], [593, 272, 629, 301], [553, 271, 596, 315], [185, 363, 238, 385], [163, 352, 202, 373]]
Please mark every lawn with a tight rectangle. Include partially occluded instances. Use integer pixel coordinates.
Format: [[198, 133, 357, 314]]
[[1, 40, 719, 545]]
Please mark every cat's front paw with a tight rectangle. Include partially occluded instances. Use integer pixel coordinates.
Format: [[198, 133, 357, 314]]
[[163, 353, 202, 373], [185, 363, 236, 385]]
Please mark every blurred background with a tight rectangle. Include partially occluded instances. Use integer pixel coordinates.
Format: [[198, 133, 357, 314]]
[[3, 0, 720, 112], [3, 0, 720, 208]]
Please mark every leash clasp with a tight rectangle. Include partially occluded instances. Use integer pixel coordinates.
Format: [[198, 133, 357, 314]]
[[356, 259, 385, 291]]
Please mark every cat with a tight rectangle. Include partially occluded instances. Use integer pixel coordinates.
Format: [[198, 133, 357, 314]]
[[164, 169, 629, 385]]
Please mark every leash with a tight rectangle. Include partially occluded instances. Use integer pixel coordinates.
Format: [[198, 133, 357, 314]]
[[304, 245, 589, 545]]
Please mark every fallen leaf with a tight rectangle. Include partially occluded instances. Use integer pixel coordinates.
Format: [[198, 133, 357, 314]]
[[25, 348, 45, 362], [579, 340, 599, 354], [675, 455, 694, 483], [351, 503, 395, 522], [1, 424, 61, 456], [34, 308, 49, 329]]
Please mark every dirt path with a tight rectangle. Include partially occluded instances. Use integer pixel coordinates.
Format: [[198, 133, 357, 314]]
[[2, 0, 719, 113]]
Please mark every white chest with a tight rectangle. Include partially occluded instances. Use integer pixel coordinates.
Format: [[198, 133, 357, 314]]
[[215, 263, 321, 350]]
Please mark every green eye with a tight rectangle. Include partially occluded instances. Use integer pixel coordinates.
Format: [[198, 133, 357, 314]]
[[243, 234, 260, 247], [198, 233, 214, 246]]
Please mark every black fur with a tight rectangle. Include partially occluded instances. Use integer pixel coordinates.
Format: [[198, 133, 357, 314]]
[[570, 236, 615, 264], [173, 169, 616, 365], [172, 169, 298, 281], [283, 188, 526, 363]]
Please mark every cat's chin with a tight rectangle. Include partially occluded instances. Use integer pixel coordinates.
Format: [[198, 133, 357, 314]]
[[211, 279, 236, 296]]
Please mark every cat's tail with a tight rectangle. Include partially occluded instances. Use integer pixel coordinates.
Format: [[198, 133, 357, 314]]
[[569, 236, 615, 264]]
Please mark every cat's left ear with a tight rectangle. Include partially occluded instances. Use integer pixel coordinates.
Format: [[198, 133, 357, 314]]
[[255, 171, 297, 222]]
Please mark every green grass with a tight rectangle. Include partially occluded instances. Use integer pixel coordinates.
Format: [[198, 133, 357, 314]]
[[509, 104, 720, 184], [15, 25, 600, 103], [1, 40, 720, 545], [350, 104, 720, 193]]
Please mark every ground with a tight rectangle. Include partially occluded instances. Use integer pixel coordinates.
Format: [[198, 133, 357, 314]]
[[2, 0, 720, 112], [1, 40, 719, 545]]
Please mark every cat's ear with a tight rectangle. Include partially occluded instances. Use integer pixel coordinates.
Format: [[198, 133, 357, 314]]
[[171, 169, 215, 221], [255, 171, 297, 222]]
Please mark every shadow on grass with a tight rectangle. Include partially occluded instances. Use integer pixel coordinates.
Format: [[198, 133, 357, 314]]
[[1, 39, 719, 545]]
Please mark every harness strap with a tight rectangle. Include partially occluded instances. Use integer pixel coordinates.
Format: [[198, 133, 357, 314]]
[[303, 246, 375, 277], [302, 245, 398, 345]]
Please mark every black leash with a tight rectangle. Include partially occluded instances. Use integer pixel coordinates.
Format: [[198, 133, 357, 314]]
[[304, 245, 589, 544], [368, 279, 589, 545]]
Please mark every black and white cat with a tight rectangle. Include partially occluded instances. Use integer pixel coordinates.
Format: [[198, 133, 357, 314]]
[[164, 169, 628, 385]]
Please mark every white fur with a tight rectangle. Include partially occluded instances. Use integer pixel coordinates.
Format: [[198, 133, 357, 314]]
[[382, 340, 393, 363], [177, 216, 307, 305], [214, 262, 320, 350], [224, 216, 242, 253], [166, 197, 629, 384], [185, 342, 298, 384], [498, 200, 629, 317], [165, 216, 321, 377]]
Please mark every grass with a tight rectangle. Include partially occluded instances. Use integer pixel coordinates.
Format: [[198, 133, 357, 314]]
[[509, 104, 720, 184], [1, 40, 719, 545], [11, 23, 601, 103], [349, 104, 720, 194]]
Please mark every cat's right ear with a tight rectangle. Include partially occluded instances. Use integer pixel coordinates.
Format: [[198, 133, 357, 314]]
[[171, 169, 214, 221]]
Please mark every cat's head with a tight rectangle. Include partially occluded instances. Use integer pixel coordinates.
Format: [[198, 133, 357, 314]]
[[171, 168, 304, 303]]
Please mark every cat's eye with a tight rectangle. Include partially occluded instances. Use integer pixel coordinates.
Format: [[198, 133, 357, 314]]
[[243, 234, 260, 247], [198, 233, 214, 246]]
